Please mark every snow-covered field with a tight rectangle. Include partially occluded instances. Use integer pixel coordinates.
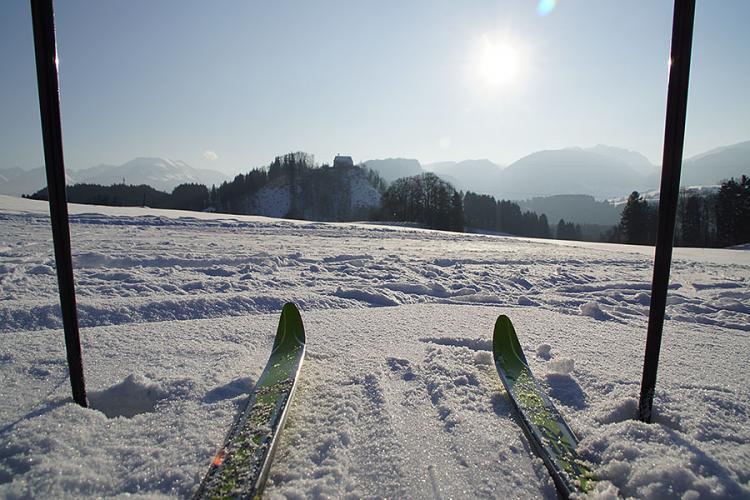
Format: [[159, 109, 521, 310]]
[[1, 194, 748, 499]]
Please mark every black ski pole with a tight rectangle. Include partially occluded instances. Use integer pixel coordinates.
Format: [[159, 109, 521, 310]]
[[638, 0, 695, 423], [30, 0, 88, 407]]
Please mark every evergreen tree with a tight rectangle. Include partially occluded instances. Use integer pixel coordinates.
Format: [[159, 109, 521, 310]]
[[679, 195, 703, 247], [538, 214, 551, 239], [449, 191, 464, 232], [716, 175, 750, 246], [618, 191, 655, 245]]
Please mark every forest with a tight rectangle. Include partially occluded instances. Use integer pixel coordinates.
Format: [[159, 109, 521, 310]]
[[608, 176, 750, 247]]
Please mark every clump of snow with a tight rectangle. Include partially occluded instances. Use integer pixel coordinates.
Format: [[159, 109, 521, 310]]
[[517, 295, 540, 306], [580, 301, 615, 321], [473, 351, 493, 366], [333, 286, 401, 307], [536, 343, 552, 359], [595, 398, 639, 425], [88, 374, 168, 418], [547, 357, 575, 375], [27, 264, 55, 275]]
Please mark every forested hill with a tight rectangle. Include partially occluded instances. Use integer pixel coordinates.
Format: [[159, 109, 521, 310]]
[[29, 153, 386, 223], [209, 152, 384, 221]]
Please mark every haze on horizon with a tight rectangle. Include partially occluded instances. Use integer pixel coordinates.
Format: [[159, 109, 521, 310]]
[[1, 0, 749, 177]]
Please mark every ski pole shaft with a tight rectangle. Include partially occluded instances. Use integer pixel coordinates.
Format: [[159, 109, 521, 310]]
[[638, 0, 695, 423], [30, 0, 88, 407]]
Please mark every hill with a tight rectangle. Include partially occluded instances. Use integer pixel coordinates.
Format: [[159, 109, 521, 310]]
[[498, 148, 648, 199], [363, 158, 423, 183], [583, 145, 655, 176], [237, 163, 382, 221], [680, 140, 750, 186], [423, 159, 504, 192], [518, 194, 622, 226]]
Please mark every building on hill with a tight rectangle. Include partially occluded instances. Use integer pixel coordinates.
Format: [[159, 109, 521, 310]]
[[334, 155, 354, 168]]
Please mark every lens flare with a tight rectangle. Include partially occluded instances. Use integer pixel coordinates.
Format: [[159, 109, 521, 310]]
[[537, 0, 556, 16]]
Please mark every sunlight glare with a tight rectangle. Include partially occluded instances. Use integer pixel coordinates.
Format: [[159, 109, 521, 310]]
[[477, 36, 520, 87]]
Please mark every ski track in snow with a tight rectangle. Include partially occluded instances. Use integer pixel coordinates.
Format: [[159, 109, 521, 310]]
[[0, 195, 749, 498]]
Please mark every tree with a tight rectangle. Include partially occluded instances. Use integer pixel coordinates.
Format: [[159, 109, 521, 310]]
[[380, 173, 463, 231], [679, 194, 703, 247], [538, 214, 551, 239], [449, 191, 464, 232], [618, 191, 655, 245], [171, 183, 209, 211], [716, 175, 750, 246], [556, 219, 581, 240]]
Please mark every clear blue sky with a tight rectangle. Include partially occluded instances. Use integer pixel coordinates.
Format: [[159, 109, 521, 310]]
[[2, 1, 749, 175]]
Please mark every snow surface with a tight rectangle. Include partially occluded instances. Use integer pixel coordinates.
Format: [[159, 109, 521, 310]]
[[0, 194, 748, 498]]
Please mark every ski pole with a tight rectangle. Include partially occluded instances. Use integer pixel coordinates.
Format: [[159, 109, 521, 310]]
[[638, 0, 695, 423], [30, 0, 88, 407]]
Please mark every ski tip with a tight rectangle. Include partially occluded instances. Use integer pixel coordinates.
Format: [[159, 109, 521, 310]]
[[494, 314, 513, 331], [274, 302, 305, 350], [492, 314, 527, 366], [281, 301, 300, 317], [492, 314, 514, 345]]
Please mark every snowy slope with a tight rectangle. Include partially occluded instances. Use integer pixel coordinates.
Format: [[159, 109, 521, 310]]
[[0, 195, 748, 498], [344, 167, 381, 210]]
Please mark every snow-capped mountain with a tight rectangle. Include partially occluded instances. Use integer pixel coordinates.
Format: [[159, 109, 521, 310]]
[[0, 157, 228, 196], [72, 157, 228, 192]]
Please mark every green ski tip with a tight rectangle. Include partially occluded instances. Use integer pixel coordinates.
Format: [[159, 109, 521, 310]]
[[493, 314, 528, 376], [273, 302, 306, 352], [195, 302, 306, 499], [492, 314, 594, 497]]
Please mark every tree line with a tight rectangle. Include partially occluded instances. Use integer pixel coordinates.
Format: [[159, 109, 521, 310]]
[[27, 161, 582, 240], [463, 191, 581, 240], [608, 176, 750, 247]]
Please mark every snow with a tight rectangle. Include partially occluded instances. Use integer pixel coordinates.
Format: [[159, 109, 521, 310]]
[[0, 194, 749, 498], [253, 182, 292, 218], [344, 168, 382, 210]]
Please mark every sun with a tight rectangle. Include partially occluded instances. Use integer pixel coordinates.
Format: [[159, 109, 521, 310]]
[[474, 34, 522, 88]]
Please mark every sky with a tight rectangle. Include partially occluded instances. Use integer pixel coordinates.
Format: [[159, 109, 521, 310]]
[[1, 0, 749, 176]]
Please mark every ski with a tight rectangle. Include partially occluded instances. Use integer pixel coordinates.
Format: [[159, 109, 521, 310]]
[[492, 315, 593, 498], [195, 302, 306, 499]]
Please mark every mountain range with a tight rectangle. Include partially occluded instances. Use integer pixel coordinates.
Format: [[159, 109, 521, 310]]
[[2, 141, 748, 201], [367, 140, 749, 201], [0, 157, 228, 197]]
